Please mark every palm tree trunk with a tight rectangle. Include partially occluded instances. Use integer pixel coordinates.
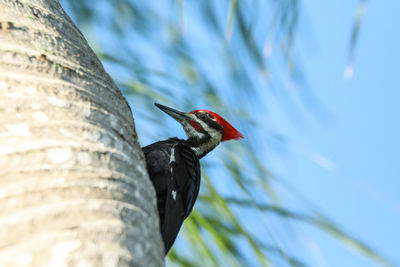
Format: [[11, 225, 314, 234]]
[[0, 0, 164, 266]]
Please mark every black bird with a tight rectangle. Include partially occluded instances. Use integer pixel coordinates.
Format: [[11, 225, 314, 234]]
[[142, 103, 243, 254]]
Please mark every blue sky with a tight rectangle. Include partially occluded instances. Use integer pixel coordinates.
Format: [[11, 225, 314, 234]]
[[266, 1, 400, 266], [61, 0, 400, 265]]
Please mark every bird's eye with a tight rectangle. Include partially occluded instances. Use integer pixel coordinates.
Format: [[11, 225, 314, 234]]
[[200, 114, 208, 120]]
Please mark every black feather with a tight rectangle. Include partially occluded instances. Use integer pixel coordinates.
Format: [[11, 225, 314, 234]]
[[142, 138, 200, 254]]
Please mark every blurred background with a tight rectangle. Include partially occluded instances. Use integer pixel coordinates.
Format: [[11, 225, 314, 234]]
[[59, 0, 400, 266]]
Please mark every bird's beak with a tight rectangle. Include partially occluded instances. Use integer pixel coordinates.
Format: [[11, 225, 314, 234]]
[[154, 103, 192, 122]]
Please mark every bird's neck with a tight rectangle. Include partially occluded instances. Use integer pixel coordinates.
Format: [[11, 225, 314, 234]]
[[184, 134, 221, 159]]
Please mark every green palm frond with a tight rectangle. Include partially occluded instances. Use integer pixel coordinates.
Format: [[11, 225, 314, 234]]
[[59, 0, 392, 266]]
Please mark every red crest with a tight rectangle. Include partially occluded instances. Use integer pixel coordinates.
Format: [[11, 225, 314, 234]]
[[191, 110, 243, 141]]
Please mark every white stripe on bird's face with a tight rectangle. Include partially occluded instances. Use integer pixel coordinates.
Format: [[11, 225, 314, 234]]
[[180, 113, 204, 140], [188, 117, 222, 157], [175, 113, 223, 157]]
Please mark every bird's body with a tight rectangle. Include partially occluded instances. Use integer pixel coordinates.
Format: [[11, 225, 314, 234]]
[[143, 138, 200, 253], [142, 103, 242, 254]]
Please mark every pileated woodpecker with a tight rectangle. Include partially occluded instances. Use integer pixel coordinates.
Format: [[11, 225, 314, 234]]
[[143, 103, 243, 254]]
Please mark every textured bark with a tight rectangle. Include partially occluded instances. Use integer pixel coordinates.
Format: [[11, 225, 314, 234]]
[[0, 0, 164, 266]]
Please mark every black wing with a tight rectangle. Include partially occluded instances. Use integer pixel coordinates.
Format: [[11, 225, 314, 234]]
[[172, 141, 201, 219], [143, 138, 201, 254]]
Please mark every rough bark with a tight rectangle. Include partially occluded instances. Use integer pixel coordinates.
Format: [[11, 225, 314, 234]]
[[0, 0, 164, 266]]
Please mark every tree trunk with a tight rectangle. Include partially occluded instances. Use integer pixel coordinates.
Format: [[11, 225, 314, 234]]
[[0, 0, 164, 266]]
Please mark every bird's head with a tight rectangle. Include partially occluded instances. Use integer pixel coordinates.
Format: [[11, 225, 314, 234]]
[[155, 103, 243, 158]]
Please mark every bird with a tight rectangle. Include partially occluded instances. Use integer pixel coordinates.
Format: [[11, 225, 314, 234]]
[[142, 103, 243, 254]]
